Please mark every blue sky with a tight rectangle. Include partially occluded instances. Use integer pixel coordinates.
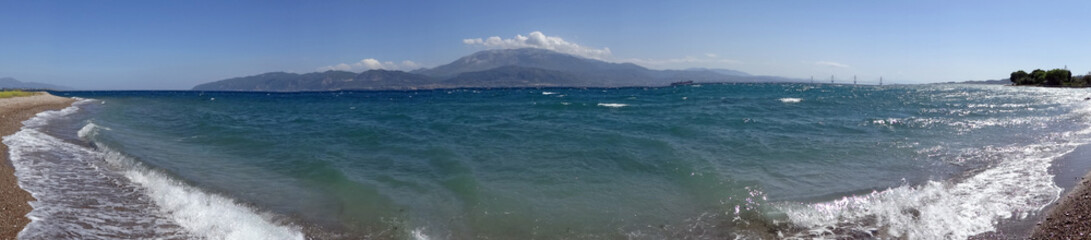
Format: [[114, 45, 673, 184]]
[[1, 1, 1088, 89]]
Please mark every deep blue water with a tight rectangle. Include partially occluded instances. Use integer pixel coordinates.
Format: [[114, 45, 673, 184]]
[[6, 83, 1091, 239]]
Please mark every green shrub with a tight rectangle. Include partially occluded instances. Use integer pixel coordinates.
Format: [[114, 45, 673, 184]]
[[0, 90, 37, 98]]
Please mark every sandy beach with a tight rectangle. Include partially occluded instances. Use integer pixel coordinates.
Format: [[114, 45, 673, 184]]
[[0, 93, 75, 240]]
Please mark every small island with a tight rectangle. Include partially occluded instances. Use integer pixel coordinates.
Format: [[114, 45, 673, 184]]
[[1010, 68, 1091, 87]]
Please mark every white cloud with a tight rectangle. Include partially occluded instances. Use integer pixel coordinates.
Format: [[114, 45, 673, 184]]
[[815, 61, 850, 68], [400, 60, 420, 69], [318, 58, 420, 72], [323, 32, 745, 73], [462, 31, 613, 60], [461, 31, 747, 70], [325, 63, 352, 71], [462, 31, 743, 69]]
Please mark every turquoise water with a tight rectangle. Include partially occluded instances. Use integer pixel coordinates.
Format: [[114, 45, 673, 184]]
[[8, 83, 1091, 239]]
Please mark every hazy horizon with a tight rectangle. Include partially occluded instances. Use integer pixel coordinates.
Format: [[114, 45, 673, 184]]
[[2, 0, 1089, 90]]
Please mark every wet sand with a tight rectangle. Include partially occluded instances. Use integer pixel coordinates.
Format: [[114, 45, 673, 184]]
[[0, 93, 75, 239], [1030, 152, 1091, 239], [962, 144, 1091, 239]]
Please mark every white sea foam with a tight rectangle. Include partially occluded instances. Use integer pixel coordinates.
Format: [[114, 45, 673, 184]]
[[19, 98, 94, 128], [411, 228, 432, 240], [6, 104, 194, 239], [597, 103, 628, 108], [85, 123, 305, 240], [542, 91, 559, 95], [779, 129, 1081, 239], [779, 98, 802, 103], [778, 90, 1091, 239], [77, 122, 110, 139], [99, 145, 305, 240], [7, 129, 195, 239], [5, 102, 304, 240]]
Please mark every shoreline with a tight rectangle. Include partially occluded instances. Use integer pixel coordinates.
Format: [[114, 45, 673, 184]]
[[967, 144, 1091, 239], [3, 89, 1088, 239], [0, 93, 76, 239], [1031, 176, 1091, 239], [1029, 144, 1091, 239]]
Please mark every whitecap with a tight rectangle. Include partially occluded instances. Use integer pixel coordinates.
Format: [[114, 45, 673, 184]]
[[779, 98, 802, 103], [77, 122, 104, 139], [597, 103, 628, 108]]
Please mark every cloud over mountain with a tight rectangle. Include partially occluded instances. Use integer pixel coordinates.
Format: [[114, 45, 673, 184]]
[[319, 31, 741, 74], [197, 48, 782, 92], [462, 31, 612, 60]]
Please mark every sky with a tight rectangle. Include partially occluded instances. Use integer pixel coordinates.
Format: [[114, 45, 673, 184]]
[[1, 0, 1089, 90]]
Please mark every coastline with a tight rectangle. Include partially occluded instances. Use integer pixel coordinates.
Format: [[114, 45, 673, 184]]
[[0, 93, 76, 239], [1030, 145, 1091, 239], [1031, 177, 1091, 239], [966, 144, 1091, 239], [0, 89, 1085, 239]]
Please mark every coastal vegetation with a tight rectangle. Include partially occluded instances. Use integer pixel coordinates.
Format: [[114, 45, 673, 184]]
[[1011, 68, 1091, 87], [0, 90, 36, 98]]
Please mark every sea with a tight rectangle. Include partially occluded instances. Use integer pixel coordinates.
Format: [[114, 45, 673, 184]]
[[5, 83, 1091, 239]]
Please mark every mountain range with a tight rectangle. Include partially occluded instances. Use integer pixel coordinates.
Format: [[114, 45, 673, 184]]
[[0, 77, 69, 90], [193, 48, 801, 91]]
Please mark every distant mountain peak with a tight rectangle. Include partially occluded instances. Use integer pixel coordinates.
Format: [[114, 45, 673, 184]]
[[414, 48, 659, 86], [193, 48, 801, 91], [417, 48, 603, 78], [0, 77, 70, 90]]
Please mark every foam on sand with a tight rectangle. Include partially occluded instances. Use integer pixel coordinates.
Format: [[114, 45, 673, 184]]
[[7, 114, 193, 238], [83, 122, 306, 240], [778, 137, 1077, 239], [100, 145, 305, 240], [6, 100, 304, 240]]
